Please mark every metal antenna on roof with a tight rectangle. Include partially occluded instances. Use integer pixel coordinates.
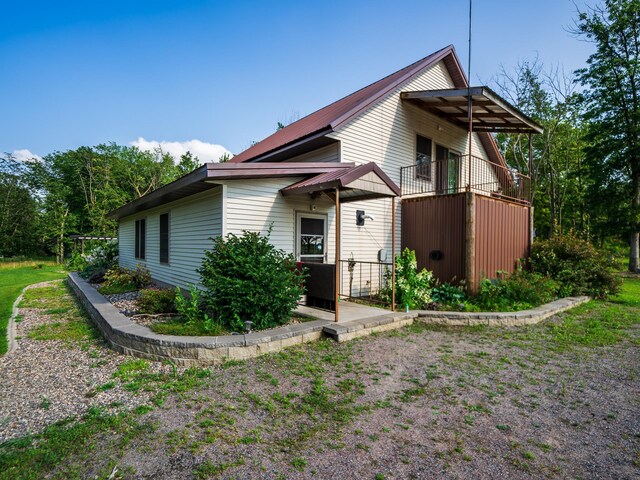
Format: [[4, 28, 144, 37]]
[[467, 0, 473, 164]]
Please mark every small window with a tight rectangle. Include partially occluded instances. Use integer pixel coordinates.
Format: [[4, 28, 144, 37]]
[[135, 218, 146, 260], [416, 135, 432, 181], [159, 213, 169, 264]]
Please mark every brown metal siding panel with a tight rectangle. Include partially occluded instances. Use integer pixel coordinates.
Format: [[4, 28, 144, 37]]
[[401, 194, 465, 283], [474, 196, 529, 285]]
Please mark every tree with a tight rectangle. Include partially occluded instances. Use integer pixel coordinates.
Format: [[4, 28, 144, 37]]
[[0, 155, 40, 257], [494, 59, 586, 237], [573, 0, 640, 271]]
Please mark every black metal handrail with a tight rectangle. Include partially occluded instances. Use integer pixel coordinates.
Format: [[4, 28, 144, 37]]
[[400, 154, 530, 204]]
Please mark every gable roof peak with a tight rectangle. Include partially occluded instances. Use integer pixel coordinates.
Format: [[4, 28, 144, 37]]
[[230, 45, 465, 163]]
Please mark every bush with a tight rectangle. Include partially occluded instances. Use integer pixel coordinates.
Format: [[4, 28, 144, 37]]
[[431, 282, 467, 309], [393, 248, 433, 309], [131, 264, 151, 288], [66, 252, 88, 272], [530, 233, 621, 298], [80, 240, 119, 282], [197, 229, 306, 331], [99, 266, 136, 294], [473, 269, 558, 311], [137, 288, 177, 314]]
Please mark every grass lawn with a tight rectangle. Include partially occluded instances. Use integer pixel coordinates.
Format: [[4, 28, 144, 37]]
[[0, 276, 638, 479], [0, 261, 67, 355]]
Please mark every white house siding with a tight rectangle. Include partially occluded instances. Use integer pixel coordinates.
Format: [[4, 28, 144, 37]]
[[119, 187, 222, 289], [224, 177, 337, 262], [282, 143, 340, 163], [326, 60, 498, 275]]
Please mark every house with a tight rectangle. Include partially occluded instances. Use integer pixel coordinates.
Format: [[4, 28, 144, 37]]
[[108, 45, 542, 319]]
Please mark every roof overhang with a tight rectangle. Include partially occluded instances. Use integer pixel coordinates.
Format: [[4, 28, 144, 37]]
[[401, 86, 543, 134], [280, 162, 400, 203], [107, 163, 356, 220]]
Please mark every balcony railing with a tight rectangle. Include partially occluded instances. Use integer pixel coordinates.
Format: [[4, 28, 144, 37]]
[[400, 154, 531, 204]]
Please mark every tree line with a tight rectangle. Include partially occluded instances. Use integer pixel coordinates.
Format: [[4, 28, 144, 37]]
[[1, 1, 638, 271], [0, 145, 201, 262]]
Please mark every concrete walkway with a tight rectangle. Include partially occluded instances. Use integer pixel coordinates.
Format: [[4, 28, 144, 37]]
[[296, 300, 391, 323]]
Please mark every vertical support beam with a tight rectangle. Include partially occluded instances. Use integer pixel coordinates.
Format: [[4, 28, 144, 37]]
[[464, 191, 476, 294], [528, 132, 533, 202], [334, 188, 340, 323], [391, 196, 396, 312], [81, 239, 85, 255]]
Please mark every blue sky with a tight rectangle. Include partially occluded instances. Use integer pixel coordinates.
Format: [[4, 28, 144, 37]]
[[1, 0, 595, 161]]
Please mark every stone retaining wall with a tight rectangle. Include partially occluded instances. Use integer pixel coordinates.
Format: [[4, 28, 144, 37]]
[[69, 272, 591, 365], [68, 273, 331, 366], [415, 296, 590, 326]]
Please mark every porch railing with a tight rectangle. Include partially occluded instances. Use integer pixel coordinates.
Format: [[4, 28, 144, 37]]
[[400, 154, 531, 204], [339, 259, 392, 306]]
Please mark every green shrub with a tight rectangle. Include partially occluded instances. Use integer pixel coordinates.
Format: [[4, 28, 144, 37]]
[[393, 248, 433, 309], [175, 285, 216, 333], [99, 266, 136, 294], [80, 240, 119, 282], [530, 233, 621, 298], [197, 229, 306, 331], [66, 252, 88, 272], [431, 282, 467, 308], [137, 288, 177, 314], [473, 269, 558, 311], [131, 264, 151, 288]]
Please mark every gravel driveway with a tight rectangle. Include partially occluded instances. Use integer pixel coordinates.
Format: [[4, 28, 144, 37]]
[[1, 279, 638, 479]]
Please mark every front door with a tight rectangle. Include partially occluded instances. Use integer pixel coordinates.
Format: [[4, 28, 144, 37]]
[[296, 213, 327, 263]]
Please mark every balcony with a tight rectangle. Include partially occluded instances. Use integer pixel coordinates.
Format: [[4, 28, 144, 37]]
[[400, 154, 530, 205]]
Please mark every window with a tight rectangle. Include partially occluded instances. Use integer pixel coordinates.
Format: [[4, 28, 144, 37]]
[[416, 135, 432, 180], [135, 218, 146, 260], [159, 213, 169, 264], [296, 213, 326, 263]]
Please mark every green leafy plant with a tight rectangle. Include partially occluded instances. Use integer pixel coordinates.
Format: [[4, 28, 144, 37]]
[[80, 240, 119, 283], [66, 252, 88, 272], [131, 263, 151, 288], [472, 269, 558, 312], [530, 232, 621, 298], [99, 266, 136, 294], [197, 228, 306, 331], [175, 285, 216, 332], [137, 288, 177, 314], [392, 248, 433, 309], [431, 282, 467, 308]]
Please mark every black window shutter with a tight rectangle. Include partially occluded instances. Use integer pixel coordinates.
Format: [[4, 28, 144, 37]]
[[159, 214, 169, 263]]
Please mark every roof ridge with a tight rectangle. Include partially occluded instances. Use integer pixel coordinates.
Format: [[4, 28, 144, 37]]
[[230, 45, 456, 163]]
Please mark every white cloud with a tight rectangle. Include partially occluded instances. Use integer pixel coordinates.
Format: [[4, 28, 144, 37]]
[[130, 137, 231, 163], [12, 149, 41, 162]]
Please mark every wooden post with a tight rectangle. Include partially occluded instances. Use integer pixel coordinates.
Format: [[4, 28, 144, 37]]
[[391, 196, 396, 312], [81, 238, 85, 255], [334, 188, 340, 323], [465, 191, 476, 293], [529, 205, 535, 258]]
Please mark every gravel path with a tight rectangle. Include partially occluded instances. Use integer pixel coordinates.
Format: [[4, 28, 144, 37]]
[[0, 280, 169, 442]]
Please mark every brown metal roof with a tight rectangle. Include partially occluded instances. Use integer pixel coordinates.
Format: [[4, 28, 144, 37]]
[[280, 162, 400, 202], [108, 163, 355, 220], [230, 45, 463, 163], [400, 87, 543, 134]]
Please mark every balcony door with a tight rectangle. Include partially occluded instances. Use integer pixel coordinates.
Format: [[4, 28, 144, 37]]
[[296, 213, 327, 263], [435, 145, 460, 194]]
